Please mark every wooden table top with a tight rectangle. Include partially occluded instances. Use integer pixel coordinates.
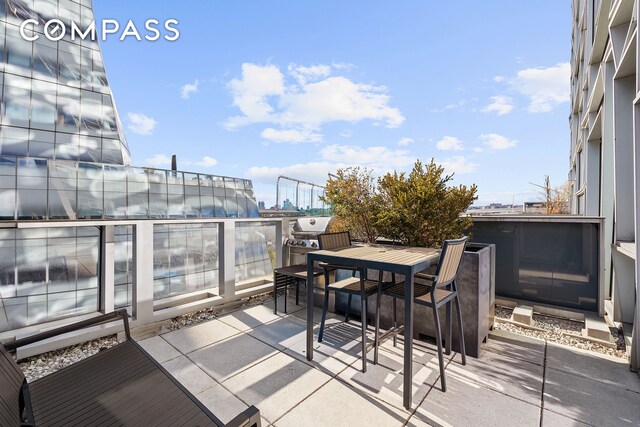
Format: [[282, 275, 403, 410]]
[[309, 245, 439, 268]]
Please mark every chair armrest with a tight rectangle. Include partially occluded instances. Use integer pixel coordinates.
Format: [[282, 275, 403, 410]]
[[319, 263, 364, 278], [414, 272, 437, 282], [4, 309, 130, 353], [225, 405, 262, 427]]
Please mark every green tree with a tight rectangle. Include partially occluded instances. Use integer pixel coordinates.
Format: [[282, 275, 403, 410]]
[[320, 167, 382, 243], [376, 159, 478, 248]]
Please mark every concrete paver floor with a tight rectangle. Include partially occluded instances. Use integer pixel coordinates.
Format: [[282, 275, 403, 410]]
[[138, 296, 640, 426]]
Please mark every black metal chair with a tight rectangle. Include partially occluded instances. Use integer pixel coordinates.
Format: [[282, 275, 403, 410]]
[[317, 231, 383, 373], [383, 236, 468, 392]]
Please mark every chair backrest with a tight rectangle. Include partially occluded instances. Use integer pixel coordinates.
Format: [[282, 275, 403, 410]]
[[318, 231, 352, 250], [0, 345, 27, 426], [434, 236, 468, 287]]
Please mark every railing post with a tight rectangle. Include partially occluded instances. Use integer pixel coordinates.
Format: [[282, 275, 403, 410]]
[[276, 218, 289, 268], [132, 222, 154, 323], [100, 225, 115, 314], [219, 220, 236, 300]]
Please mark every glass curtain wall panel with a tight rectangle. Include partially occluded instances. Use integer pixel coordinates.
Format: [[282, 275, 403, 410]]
[[235, 222, 274, 282], [0, 156, 261, 219], [0, 156, 16, 219], [114, 225, 133, 309], [0, 0, 132, 165], [153, 223, 219, 301], [0, 226, 100, 332]]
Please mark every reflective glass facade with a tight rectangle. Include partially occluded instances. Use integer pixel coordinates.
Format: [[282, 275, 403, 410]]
[[0, 227, 100, 331], [0, 1, 270, 333], [0, 0, 131, 165], [0, 156, 259, 220], [113, 223, 276, 310], [153, 224, 219, 300]]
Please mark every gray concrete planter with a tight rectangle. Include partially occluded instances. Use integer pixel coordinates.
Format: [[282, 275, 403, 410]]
[[333, 242, 495, 358]]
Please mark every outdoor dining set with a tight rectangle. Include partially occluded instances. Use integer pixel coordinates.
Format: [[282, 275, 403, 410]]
[[274, 231, 469, 410]]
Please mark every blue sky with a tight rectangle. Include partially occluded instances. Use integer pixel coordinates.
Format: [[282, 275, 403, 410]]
[[93, 1, 571, 207]]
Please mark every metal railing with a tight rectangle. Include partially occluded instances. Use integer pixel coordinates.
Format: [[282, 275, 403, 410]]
[[0, 217, 288, 342]]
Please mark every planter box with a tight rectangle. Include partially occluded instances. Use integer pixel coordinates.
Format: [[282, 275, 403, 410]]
[[333, 243, 495, 358]]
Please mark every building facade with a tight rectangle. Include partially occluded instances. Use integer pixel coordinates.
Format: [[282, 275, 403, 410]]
[[570, 0, 640, 372], [0, 0, 273, 334]]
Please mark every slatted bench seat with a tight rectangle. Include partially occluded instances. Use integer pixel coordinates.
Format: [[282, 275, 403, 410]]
[[0, 310, 261, 427]]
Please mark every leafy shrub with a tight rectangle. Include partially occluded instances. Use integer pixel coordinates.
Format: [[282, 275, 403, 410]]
[[322, 159, 477, 247]]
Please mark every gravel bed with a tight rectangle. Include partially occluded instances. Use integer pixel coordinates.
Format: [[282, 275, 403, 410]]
[[18, 335, 119, 383], [494, 305, 628, 360], [16, 293, 275, 382], [20, 298, 627, 384], [168, 292, 273, 330]]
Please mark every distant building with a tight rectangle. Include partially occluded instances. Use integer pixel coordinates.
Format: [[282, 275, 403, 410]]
[[570, 0, 639, 371], [258, 201, 266, 210], [523, 202, 546, 214]]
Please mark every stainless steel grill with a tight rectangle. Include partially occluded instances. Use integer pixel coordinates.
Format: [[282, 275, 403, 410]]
[[285, 217, 332, 255]]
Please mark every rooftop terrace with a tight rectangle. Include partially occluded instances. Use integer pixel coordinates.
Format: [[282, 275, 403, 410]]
[[119, 294, 640, 427]]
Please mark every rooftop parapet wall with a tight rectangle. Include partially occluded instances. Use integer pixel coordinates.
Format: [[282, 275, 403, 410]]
[[0, 156, 260, 220]]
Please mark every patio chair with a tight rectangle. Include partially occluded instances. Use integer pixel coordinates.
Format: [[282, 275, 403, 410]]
[[383, 236, 468, 392], [0, 310, 261, 427], [317, 231, 385, 373]]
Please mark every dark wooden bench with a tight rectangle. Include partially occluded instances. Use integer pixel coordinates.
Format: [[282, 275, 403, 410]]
[[0, 310, 261, 427]]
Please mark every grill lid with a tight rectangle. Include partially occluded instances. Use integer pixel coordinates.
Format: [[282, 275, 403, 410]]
[[292, 217, 332, 234]]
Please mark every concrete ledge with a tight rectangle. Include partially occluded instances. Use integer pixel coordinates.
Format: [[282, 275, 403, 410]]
[[512, 305, 534, 326], [584, 316, 613, 342], [495, 317, 546, 332]]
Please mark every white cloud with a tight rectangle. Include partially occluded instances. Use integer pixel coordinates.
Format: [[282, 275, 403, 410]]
[[339, 129, 353, 138], [225, 63, 285, 128], [128, 112, 157, 135], [438, 156, 477, 174], [430, 100, 466, 113], [436, 136, 464, 151], [246, 144, 415, 185], [247, 162, 338, 186], [146, 154, 171, 166], [473, 147, 484, 153], [397, 137, 414, 146], [481, 95, 514, 116], [288, 64, 331, 84], [196, 156, 218, 167], [224, 63, 404, 141], [181, 79, 199, 99], [321, 144, 414, 168], [512, 62, 570, 112], [493, 76, 505, 83], [480, 133, 517, 150], [280, 77, 404, 128], [261, 128, 322, 143]]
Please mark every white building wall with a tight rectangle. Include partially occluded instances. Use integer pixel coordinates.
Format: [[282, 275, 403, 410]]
[[570, 0, 640, 373]]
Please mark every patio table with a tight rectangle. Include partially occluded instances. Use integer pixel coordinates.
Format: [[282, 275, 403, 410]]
[[306, 245, 439, 409]]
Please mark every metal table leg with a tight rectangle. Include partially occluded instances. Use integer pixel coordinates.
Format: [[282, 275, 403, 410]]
[[403, 267, 414, 410], [306, 259, 314, 361]]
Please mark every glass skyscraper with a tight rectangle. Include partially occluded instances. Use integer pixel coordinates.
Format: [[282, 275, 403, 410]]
[[0, 0, 271, 332]]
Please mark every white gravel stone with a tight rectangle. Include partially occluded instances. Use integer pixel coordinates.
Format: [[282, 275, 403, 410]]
[[18, 335, 119, 383], [495, 305, 628, 360]]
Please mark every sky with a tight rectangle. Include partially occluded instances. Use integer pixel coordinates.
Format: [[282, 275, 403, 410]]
[[92, 1, 572, 207]]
